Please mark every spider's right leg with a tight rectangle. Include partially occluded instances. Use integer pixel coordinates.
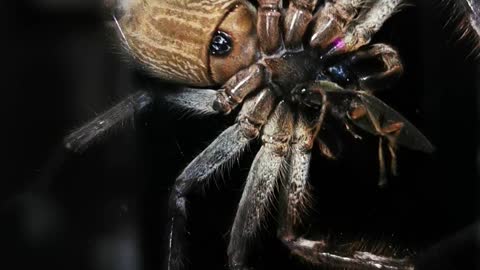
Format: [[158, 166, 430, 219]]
[[64, 90, 153, 153], [228, 101, 294, 270], [167, 88, 276, 270], [309, 0, 368, 50], [324, 0, 405, 56]]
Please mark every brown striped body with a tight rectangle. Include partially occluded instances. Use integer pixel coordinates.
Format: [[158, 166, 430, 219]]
[[119, 0, 258, 87]]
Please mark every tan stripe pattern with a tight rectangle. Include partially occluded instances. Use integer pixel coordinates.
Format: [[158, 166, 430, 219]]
[[120, 0, 237, 86]]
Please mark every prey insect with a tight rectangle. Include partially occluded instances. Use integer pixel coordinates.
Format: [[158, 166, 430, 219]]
[[65, 0, 434, 269]]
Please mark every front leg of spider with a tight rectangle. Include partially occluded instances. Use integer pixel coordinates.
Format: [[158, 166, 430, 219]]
[[309, 0, 368, 50], [228, 102, 293, 270], [325, 0, 405, 56]]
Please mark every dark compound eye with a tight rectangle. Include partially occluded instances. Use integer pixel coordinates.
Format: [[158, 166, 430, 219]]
[[209, 31, 232, 56]]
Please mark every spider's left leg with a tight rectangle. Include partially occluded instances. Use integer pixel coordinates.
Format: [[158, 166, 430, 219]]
[[277, 112, 414, 270], [64, 90, 153, 153], [167, 88, 276, 270], [228, 101, 294, 270], [163, 88, 219, 116]]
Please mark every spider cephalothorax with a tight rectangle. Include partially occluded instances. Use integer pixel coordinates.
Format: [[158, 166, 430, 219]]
[[66, 1, 433, 269]]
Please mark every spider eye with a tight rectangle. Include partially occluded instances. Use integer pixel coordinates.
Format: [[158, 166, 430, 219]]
[[210, 31, 233, 56]]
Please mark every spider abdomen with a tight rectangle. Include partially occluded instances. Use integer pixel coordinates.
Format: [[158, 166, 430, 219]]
[[116, 0, 258, 87]]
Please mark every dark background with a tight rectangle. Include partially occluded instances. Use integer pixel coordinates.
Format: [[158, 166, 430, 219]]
[[1, 1, 479, 270]]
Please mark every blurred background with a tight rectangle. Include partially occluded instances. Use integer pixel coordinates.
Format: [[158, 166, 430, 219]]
[[1, 1, 479, 270]]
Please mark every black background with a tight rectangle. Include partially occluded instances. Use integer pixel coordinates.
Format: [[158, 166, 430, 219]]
[[1, 1, 479, 270]]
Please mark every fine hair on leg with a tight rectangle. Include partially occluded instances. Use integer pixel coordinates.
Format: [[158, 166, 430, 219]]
[[228, 101, 294, 270], [166, 89, 276, 270], [64, 90, 153, 153], [163, 87, 219, 117]]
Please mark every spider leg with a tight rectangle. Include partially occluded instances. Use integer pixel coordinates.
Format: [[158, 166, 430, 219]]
[[310, 0, 369, 50], [348, 43, 403, 91], [278, 112, 414, 270], [228, 101, 294, 270], [283, 0, 318, 49], [163, 87, 218, 116], [63, 90, 153, 153], [167, 88, 276, 270], [257, 0, 282, 54], [214, 64, 266, 114], [326, 0, 405, 56], [278, 112, 316, 237]]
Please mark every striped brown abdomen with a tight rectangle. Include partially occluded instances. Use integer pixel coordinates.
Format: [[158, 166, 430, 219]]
[[119, 0, 242, 86]]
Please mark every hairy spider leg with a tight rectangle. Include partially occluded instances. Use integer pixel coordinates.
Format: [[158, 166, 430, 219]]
[[326, 0, 405, 56], [283, 0, 318, 49], [228, 101, 293, 270], [278, 112, 317, 236], [309, 0, 369, 50], [164, 88, 219, 116], [277, 111, 415, 270], [257, 0, 282, 54], [64, 90, 153, 153], [166, 88, 276, 270], [213, 64, 266, 114]]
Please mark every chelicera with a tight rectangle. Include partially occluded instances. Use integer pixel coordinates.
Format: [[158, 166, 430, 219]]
[[65, 1, 433, 269]]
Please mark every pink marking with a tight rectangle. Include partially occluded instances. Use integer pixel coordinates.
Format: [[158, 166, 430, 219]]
[[331, 38, 345, 50]]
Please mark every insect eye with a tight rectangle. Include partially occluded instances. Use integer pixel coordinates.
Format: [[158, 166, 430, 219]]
[[210, 31, 233, 56], [326, 65, 353, 86]]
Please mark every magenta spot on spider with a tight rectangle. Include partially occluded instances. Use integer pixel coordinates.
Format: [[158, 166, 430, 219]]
[[331, 38, 345, 50]]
